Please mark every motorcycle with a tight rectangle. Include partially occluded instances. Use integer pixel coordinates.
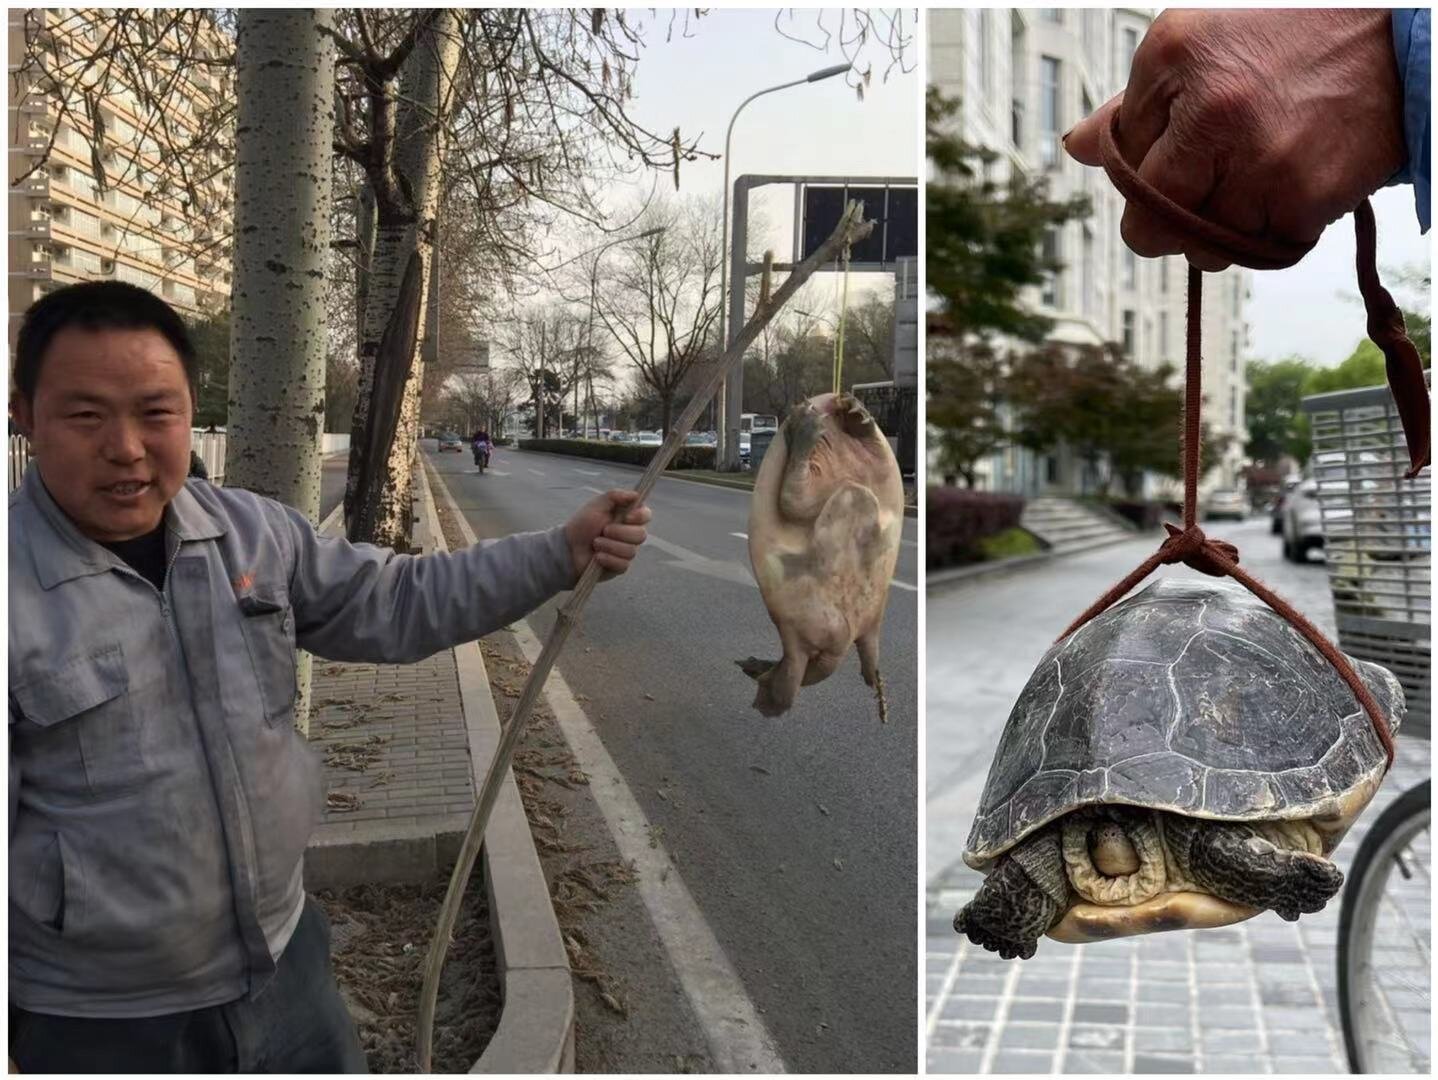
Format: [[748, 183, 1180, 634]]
[[472, 441, 492, 474]]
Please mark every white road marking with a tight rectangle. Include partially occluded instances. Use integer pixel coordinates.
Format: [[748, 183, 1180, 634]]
[[527, 468, 546, 477], [430, 466, 786, 1072], [486, 469, 512, 477], [730, 531, 748, 540], [645, 534, 756, 589], [507, 618, 787, 1074], [901, 538, 917, 548], [575, 468, 602, 476], [891, 579, 918, 592], [581, 485, 605, 495]]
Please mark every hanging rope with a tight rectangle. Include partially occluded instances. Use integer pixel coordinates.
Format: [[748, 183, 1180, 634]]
[[833, 241, 852, 394], [1054, 111, 1435, 771]]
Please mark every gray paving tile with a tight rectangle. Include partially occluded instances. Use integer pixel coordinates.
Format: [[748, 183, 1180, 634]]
[[1136, 1003, 1190, 1029], [930, 1022, 991, 1050], [1062, 1049, 1126, 1073], [1258, 981, 1318, 1007], [1201, 1054, 1268, 1073], [927, 1048, 984, 1074], [1071, 1002, 1129, 1025], [1134, 1027, 1193, 1053], [1198, 1005, 1259, 1031], [1133, 1054, 1196, 1073], [999, 1024, 1061, 1051], [953, 975, 1008, 999], [1199, 1028, 1262, 1054], [1008, 999, 1066, 1023], [1067, 1025, 1125, 1052], [992, 1050, 1055, 1073], [1143, 981, 1190, 1004], [941, 996, 999, 1021], [1014, 975, 1069, 999], [1075, 976, 1131, 1001], [1270, 1056, 1341, 1074]]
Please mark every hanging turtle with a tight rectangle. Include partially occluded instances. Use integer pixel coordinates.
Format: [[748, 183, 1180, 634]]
[[738, 392, 904, 718], [955, 578, 1404, 959]]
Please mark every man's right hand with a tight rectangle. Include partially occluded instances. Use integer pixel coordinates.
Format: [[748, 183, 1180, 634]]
[[1064, 9, 1407, 270]]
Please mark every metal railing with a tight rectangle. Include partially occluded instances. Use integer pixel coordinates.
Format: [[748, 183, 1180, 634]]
[[8, 431, 350, 493], [1302, 383, 1431, 735]]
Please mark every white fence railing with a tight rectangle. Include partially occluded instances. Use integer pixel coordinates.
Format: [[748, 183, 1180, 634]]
[[8, 431, 351, 493]]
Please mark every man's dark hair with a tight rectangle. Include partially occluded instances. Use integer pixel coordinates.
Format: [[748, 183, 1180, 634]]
[[13, 281, 198, 401]]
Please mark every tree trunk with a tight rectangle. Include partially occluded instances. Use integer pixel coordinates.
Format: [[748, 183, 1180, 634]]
[[355, 181, 375, 347], [227, 9, 335, 736], [345, 11, 459, 549], [661, 393, 674, 438]]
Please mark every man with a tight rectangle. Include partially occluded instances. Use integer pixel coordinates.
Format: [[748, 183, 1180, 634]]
[[1064, 8, 1430, 265], [8, 281, 651, 1072]]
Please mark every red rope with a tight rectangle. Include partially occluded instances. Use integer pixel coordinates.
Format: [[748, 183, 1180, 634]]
[[1054, 112, 1431, 770]]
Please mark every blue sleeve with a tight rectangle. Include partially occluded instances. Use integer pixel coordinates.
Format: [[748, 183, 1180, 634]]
[[1391, 9, 1431, 232]]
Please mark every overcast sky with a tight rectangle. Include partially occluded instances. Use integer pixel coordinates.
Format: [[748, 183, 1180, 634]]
[[551, 8, 921, 312], [1247, 184, 1431, 368]]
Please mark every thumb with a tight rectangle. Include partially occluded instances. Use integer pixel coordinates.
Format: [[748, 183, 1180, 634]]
[[1063, 91, 1123, 167]]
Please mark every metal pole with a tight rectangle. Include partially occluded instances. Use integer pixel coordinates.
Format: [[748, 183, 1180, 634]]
[[716, 62, 849, 472], [722, 179, 750, 470]]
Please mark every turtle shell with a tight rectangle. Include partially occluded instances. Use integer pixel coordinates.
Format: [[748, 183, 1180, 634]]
[[965, 578, 1405, 869]]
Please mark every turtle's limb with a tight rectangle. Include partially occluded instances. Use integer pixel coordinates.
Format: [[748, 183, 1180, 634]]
[[1164, 815, 1343, 922], [776, 402, 832, 523], [856, 634, 887, 724], [955, 828, 1067, 959], [833, 392, 881, 440]]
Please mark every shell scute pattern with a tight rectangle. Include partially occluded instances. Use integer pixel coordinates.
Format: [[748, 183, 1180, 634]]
[[965, 579, 1403, 867]]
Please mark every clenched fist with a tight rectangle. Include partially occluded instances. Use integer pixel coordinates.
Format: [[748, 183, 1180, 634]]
[[565, 489, 652, 581], [1064, 9, 1407, 270]]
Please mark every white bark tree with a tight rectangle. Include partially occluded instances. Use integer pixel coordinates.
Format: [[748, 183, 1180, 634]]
[[226, 9, 336, 735]]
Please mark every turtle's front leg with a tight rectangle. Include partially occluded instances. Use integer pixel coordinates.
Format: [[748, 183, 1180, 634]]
[[955, 827, 1067, 959], [1164, 815, 1343, 922]]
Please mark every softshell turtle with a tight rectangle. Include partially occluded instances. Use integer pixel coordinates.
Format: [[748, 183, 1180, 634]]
[[956, 578, 1404, 959], [738, 392, 905, 717]]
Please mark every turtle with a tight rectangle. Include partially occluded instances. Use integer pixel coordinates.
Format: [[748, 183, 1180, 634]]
[[738, 392, 905, 718], [955, 577, 1404, 959]]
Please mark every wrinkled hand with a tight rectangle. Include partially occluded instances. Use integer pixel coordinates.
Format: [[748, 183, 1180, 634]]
[[565, 489, 651, 581], [1064, 9, 1406, 270]]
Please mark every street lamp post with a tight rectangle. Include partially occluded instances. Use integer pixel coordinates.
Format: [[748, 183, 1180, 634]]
[[586, 226, 665, 438], [716, 61, 850, 471]]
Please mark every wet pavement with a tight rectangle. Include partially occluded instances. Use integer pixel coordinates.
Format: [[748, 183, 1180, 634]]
[[926, 516, 1431, 1074]]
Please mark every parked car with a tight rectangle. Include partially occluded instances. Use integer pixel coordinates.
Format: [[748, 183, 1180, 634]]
[[1201, 489, 1248, 521], [683, 432, 711, 446], [636, 431, 663, 447], [437, 432, 464, 453], [1281, 479, 1336, 562], [739, 431, 751, 464], [1270, 475, 1301, 535]]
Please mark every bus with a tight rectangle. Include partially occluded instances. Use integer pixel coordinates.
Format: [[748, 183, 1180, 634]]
[[740, 412, 778, 434]]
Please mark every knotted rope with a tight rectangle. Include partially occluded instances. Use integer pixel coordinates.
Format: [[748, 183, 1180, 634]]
[[1057, 111, 1434, 770]]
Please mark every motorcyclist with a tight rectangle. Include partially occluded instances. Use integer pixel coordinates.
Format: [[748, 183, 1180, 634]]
[[471, 428, 493, 470]]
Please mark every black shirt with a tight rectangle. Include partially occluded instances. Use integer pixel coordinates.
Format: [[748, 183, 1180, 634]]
[[101, 523, 169, 593]]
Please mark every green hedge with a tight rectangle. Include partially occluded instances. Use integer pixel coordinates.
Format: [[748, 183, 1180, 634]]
[[518, 438, 715, 470]]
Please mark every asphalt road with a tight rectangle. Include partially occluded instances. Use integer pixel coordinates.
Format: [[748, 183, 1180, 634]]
[[927, 515, 1350, 888], [428, 442, 919, 1074], [319, 453, 347, 523]]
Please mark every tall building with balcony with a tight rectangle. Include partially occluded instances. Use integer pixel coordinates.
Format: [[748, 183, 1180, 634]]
[[7, 8, 235, 350], [928, 8, 1250, 494]]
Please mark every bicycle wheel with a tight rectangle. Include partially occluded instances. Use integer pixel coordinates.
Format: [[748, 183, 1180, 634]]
[[1338, 778, 1431, 1073]]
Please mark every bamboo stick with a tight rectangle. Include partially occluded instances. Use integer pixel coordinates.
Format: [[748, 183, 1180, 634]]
[[416, 201, 875, 1071]]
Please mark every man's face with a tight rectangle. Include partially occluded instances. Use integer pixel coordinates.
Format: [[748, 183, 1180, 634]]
[[12, 326, 193, 543]]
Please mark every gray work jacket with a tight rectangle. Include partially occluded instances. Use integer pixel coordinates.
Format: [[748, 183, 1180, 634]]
[[9, 466, 573, 1017]]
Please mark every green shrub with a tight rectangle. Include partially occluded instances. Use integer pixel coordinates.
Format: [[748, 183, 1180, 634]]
[[976, 527, 1043, 561], [518, 438, 715, 470]]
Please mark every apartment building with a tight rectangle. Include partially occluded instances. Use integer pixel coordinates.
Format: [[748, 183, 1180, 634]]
[[929, 8, 1250, 494], [7, 8, 234, 349]]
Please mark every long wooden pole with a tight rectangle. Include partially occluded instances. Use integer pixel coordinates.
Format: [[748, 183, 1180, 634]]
[[417, 202, 875, 1070]]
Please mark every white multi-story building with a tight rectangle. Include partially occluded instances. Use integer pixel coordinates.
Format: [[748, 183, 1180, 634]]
[[8, 8, 234, 350], [929, 8, 1249, 494]]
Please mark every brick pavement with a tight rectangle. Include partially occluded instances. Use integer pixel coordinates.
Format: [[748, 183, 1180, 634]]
[[926, 739, 1430, 1075], [308, 649, 475, 831]]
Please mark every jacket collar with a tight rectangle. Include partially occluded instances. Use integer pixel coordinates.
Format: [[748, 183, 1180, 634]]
[[20, 464, 226, 590]]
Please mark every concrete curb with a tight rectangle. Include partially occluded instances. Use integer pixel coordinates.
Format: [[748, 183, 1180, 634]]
[[422, 460, 577, 1075], [926, 530, 1155, 592]]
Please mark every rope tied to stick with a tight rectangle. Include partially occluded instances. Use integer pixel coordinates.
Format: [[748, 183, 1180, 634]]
[[1056, 111, 1435, 772]]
